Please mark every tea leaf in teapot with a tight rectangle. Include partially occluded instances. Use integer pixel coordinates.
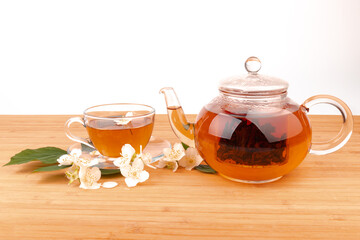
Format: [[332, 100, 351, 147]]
[[4, 147, 67, 166], [33, 164, 71, 172], [217, 117, 287, 166], [195, 164, 217, 174]]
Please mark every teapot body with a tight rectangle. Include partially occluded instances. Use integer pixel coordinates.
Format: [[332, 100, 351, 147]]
[[160, 57, 353, 184], [195, 94, 312, 183]]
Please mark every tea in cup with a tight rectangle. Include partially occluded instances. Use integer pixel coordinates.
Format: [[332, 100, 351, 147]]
[[65, 103, 155, 157]]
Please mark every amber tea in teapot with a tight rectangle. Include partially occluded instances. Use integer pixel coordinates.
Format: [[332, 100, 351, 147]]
[[195, 99, 311, 182], [161, 56, 353, 183]]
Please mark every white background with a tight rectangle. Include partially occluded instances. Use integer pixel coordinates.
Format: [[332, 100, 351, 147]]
[[0, 0, 359, 115]]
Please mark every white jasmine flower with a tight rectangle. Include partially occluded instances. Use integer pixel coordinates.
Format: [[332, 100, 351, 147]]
[[79, 167, 101, 190], [57, 149, 82, 166], [57, 149, 100, 188], [102, 182, 118, 189], [114, 144, 151, 187], [70, 149, 82, 158], [113, 157, 129, 169], [156, 158, 178, 172], [121, 157, 149, 187], [114, 112, 134, 125], [120, 163, 149, 188], [179, 147, 203, 170], [131, 155, 145, 170], [156, 143, 185, 172], [163, 143, 185, 161], [73, 154, 99, 168], [57, 154, 73, 166], [141, 152, 155, 169], [57, 149, 98, 168], [121, 143, 136, 161], [65, 164, 80, 184], [138, 145, 156, 169], [113, 144, 135, 168], [125, 171, 149, 188]]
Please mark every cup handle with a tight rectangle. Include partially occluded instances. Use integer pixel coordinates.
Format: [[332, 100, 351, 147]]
[[302, 95, 353, 155], [64, 117, 95, 149]]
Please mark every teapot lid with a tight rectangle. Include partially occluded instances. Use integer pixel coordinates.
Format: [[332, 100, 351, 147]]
[[218, 57, 289, 96]]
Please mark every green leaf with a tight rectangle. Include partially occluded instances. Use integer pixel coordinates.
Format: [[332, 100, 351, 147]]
[[34, 164, 71, 172], [195, 164, 217, 174], [181, 142, 190, 150], [4, 147, 67, 166], [100, 169, 122, 176]]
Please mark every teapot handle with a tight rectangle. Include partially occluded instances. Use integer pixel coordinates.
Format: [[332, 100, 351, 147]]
[[302, 95, 353, 155]]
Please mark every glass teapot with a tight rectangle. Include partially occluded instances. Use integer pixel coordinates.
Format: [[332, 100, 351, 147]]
[[160, 57, 353, 183]]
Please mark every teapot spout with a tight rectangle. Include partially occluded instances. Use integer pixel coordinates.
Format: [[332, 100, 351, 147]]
[[159, 87, 195, 148]]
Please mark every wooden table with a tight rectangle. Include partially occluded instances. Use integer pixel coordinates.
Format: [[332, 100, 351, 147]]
[[0, 115, 359, 239]]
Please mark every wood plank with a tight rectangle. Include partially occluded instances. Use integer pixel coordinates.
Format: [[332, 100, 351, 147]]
[[0, 115, 359, 239]]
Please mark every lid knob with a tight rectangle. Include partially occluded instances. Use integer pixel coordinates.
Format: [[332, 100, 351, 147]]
[[245, 56, 261, 74]]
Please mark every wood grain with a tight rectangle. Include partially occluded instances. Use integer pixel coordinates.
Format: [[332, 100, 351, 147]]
[[0, 115, 359, 240]]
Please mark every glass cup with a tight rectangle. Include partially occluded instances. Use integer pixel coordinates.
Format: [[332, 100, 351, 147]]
[[65, 103, 155, 158]]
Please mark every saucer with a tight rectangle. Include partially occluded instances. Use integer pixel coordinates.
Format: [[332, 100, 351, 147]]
[[67, 136, 171, 169]]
